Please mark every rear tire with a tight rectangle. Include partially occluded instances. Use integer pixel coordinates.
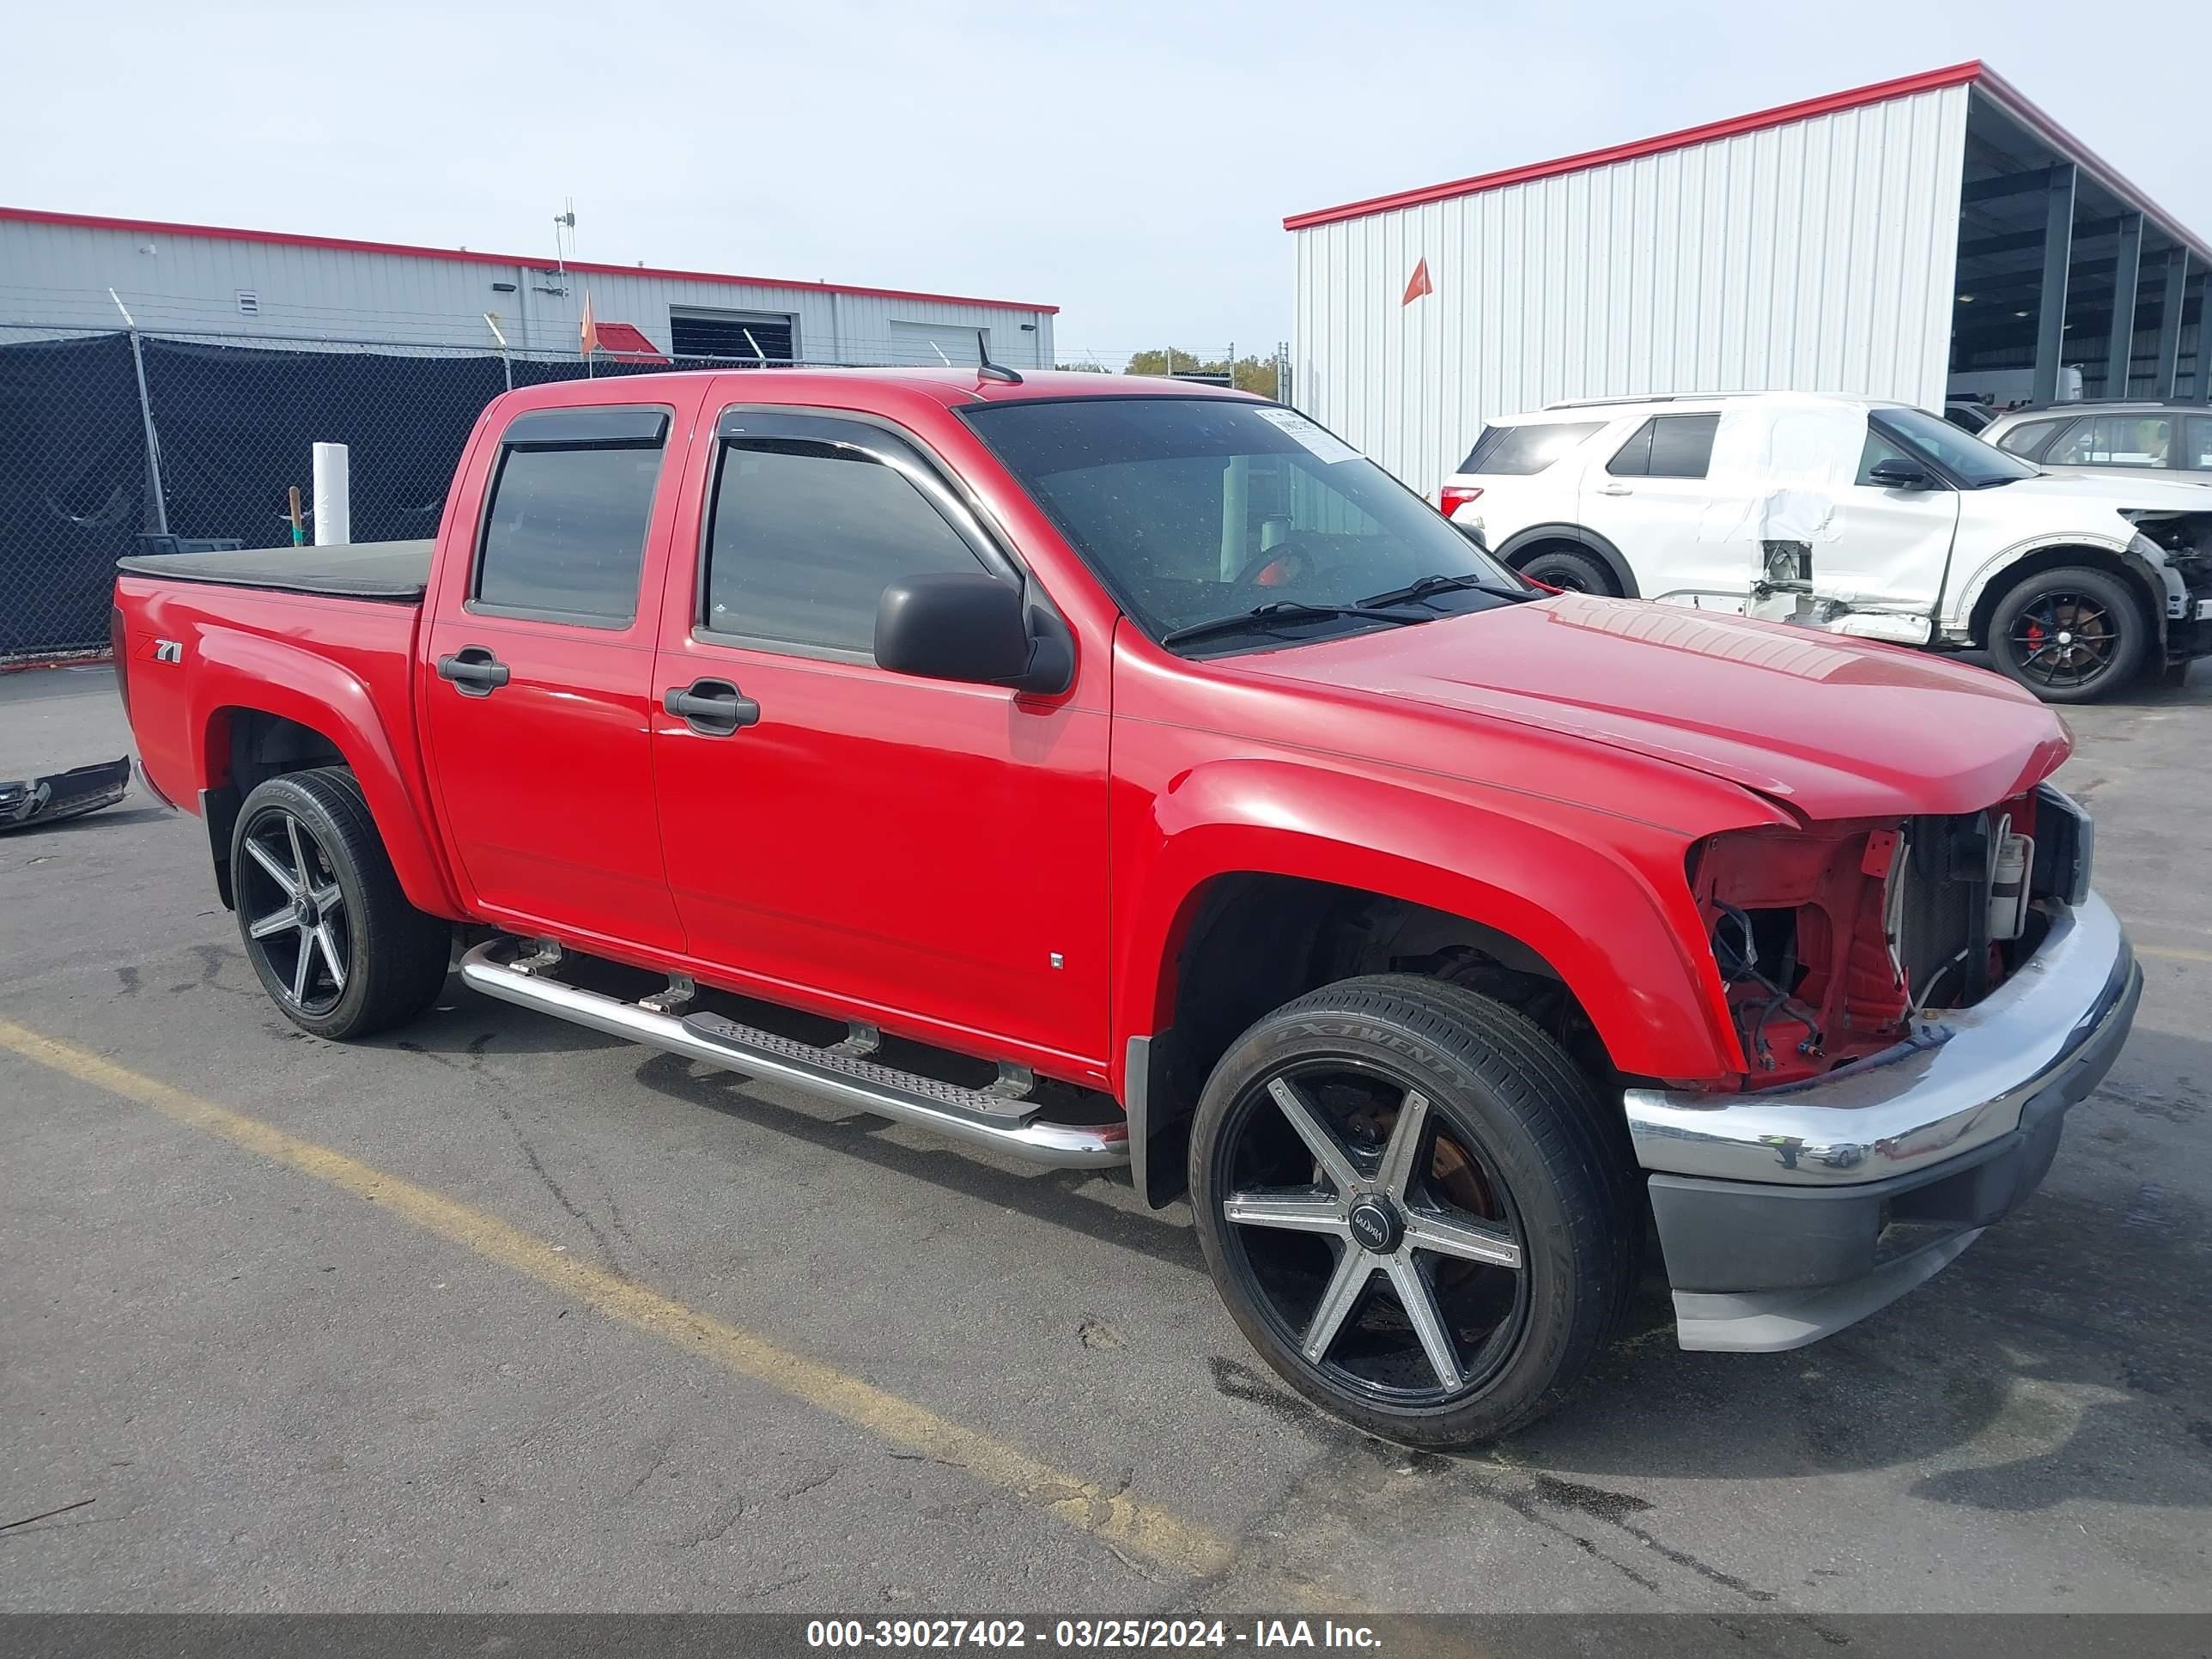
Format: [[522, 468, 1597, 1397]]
[[1517, 546, 1617, 596], [232, 767, 452, 1040], [1987, 565, 2147, 703], [1189, 975, 1638, 1446]]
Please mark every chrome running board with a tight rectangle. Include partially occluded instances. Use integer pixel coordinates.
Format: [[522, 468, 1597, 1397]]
[[457, 941, 1127, 1169]]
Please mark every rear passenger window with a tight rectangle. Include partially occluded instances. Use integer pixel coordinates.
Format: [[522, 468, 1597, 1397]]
[[704, 418, 991, 655], [1650, 415, 1720, 477], [474, 406, 670, 624], [1994, 418, 2063, 459], [1608, 414, 1719, 478], [2054, 415, 2172, 468], [1458, 422, 1602, 475]]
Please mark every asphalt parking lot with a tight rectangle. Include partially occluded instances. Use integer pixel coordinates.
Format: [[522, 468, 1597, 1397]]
[[3, 659, 2209, 1618]]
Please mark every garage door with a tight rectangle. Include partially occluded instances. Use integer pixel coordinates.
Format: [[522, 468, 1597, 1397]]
[[888, 320, 990, 368], [670, 308, 796, 362]]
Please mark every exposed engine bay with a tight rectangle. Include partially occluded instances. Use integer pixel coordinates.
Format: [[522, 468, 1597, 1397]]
[[1690, 782, 2093, 1088], [2127, 509, 2212, 567]]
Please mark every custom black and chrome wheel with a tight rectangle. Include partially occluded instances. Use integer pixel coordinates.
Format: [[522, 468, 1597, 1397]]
[[1191, 976, 1637, 1445], [231, 768, 452, 1040], [238, 802, 350, 1016], [1990, 566, 2146, 704]]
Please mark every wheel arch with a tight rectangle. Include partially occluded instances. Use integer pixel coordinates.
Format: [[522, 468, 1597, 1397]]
[[1112, 767, 1747, 1203], [191, 635, 461, 918], [1492, 524, 1639, 599], [1959, 539, 2167, 654]]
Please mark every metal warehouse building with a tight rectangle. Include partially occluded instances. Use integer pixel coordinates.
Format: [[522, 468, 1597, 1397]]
[[0, 205, 1058, 367], [0, 210, 1056, 662], [1286, 62, 2210, 498]]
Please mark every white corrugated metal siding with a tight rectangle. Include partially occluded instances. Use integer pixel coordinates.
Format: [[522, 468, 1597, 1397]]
[[0, 217, 1054, 365], [1292, 83, 1970, 498]]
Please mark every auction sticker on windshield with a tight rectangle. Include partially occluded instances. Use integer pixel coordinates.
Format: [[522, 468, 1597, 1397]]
[[1253, 407, 1360, 465]]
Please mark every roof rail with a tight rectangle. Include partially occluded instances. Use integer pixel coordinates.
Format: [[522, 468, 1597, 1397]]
[[2001, 398, 2176, 413], [1540, 391, 1761, 410]]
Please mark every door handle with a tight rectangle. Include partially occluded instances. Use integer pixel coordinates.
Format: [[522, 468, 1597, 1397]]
[[663, 678, 761, 737], [437, 646, 510, 696], [1599, 483, 1634, 496]]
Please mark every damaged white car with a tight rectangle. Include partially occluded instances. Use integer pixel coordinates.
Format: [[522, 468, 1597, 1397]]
[[1441, 391, 2212, 702]]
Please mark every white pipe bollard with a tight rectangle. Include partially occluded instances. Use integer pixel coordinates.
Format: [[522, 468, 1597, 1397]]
[[312, 442, 351, 546]]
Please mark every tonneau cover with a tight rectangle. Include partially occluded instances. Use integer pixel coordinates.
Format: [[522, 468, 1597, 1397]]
[[115, 540, 432, 602]]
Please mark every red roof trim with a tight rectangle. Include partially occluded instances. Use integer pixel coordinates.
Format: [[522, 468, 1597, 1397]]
[[1283, 61, 1987, 230], [0, 204, 1060, 315]]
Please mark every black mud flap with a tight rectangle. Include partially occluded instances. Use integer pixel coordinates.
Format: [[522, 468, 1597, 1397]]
[[0, 757, 131, 833]]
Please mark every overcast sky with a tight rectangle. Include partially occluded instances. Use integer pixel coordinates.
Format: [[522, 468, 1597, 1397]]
[[6, 2, 2206, 364]]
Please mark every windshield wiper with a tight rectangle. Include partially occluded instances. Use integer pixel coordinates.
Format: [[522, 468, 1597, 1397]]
[[1358, 571, 1534, 607], [1158, 601, 1428, 648]]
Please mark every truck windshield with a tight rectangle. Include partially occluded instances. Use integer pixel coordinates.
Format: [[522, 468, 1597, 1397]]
[[963, 397, 1526, 650], [1875, 405, 2040, 489]]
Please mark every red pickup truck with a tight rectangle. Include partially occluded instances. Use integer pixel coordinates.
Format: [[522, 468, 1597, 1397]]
[[113, 368, 2140, 1444]]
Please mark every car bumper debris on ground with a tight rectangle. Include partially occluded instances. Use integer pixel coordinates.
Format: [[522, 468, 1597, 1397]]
[[0, 756, 128, 834]]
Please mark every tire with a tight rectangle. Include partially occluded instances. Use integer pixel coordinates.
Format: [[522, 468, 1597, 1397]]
[[1188, 974, 1638, 1447], [231, 767, 452, 1040], [1987, 565, 2148, 703], [1516, 545, 1617, 596]]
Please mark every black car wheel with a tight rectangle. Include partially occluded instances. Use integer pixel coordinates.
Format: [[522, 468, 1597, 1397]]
[[232, 767, 452, 1040], [1989, 566, 2147, 703], [1189, 975, 1638, 1446], [1517, 547, 1616, 596]]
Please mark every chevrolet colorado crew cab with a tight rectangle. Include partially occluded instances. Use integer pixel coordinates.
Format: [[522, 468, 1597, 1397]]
[[112, 368, 2141, 1444], [1441, 391, 2212, 703]]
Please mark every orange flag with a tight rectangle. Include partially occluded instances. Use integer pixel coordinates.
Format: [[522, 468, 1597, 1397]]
[[1402, 258, 1434, 306], [579, 289, 600, 357]]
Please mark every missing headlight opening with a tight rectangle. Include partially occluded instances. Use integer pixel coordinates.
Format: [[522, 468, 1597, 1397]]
[[1692, 793, 2064, 1089]]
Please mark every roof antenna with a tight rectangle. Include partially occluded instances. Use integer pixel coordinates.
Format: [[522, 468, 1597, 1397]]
[[975, 328, 1022, 386]]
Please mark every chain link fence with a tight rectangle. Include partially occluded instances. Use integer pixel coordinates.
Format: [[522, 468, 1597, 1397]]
[[0, 324, 893, 662], [0, 329, 151, 662], [0, 324, 1293, 663]]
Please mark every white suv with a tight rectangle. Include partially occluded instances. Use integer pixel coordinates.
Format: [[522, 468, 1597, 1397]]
[[1441, 391, 2212, 702]]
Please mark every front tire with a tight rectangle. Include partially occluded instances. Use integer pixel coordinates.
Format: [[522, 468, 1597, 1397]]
[[1988, 565, 2147, 703], [1189, 975, 1638, 1446], [232, 767, 452, 1040]]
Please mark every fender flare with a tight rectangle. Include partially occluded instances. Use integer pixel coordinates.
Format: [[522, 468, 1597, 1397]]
[[191, 631, 464, 917], [1109, 758, 1746, 1093], [1948, 532, 2169, 650], [1492, 523, 1640, 598]]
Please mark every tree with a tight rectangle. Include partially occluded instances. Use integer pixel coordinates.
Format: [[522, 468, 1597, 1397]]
[[1121, 351, 1278, 400], [1229, 356, 1279, 400]]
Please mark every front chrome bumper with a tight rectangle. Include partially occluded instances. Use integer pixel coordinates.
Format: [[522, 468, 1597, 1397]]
[[1624, 893, 2135, 1186], [1623, 893, 2140, 1352]]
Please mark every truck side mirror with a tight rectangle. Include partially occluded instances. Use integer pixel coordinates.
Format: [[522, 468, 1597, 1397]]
[[1867, 458, 1936, 490], [875, 572, 1069, 694]]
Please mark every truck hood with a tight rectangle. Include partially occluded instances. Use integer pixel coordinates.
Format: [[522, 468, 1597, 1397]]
[[1226, 594, 2070, 821], [2011, 471, 2212, 512]]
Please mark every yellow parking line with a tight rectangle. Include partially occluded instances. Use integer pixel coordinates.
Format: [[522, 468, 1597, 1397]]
[[2139, 944, 2212, 963], [0, 1018, 1237, 1585]]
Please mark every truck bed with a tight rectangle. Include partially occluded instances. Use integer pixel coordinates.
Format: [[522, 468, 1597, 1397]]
[[114, 540, 432, 603]]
